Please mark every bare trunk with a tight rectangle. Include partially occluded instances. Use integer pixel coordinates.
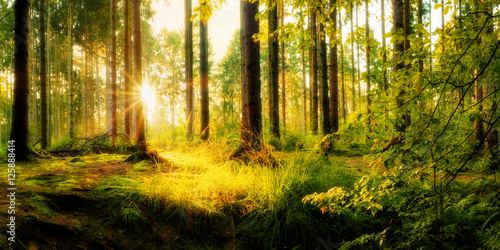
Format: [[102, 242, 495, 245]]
[[40, 0, 48, 149], [319, 19, 330, 134], [200, 6, 209, 141], [329, 0, 339, 133], [185, 0, 194, 139], [134, 0, 146, 151], [268, 2, 280, 138], [310, 8, 318, 134]]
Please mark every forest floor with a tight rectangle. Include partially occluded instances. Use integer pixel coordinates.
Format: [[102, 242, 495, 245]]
[[0, 148, 491, 249]]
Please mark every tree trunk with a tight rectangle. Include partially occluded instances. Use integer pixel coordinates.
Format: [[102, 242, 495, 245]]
[[134, 0, 146, 151], [185, 0, 194, 139], [11, 0, 32, 160], [319, 19, 330, 135], [232, 0, 261, 156], [110, 0, 117, 142], [40, 0, 48, 149], [356, 4, 360, 97], [329, 0, 339, 133], [350, 4, 355, 113], [310, 8, 318, 134], [280, 0, 286, 133], [382, 0, 388, 92], [365, 0, 371, 120], [68, 3, 73, 139], [340, 10, 346, 121], [268, 1, 280, 138], [124, 0, 132, 139], [200, 3, 209, 141]]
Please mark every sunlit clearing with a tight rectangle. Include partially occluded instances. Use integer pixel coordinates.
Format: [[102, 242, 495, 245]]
[[142, 83, 156, 110]]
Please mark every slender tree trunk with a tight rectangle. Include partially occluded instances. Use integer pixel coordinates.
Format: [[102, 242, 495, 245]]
[[200, 4, 209, 141], [232, 0, 261, 156], [280, 0, 286, 133], [350, 4, 355, 112], [185, 0, 194, 139], [310, 8, 318, 134], [68, 3, 73, 139], [329, 0, 339, 133], [110, 0, 117, 142], [40, 0, 48, 149], [268, 1, 280, 138], [356, 4, 360, 98], [134, 0, 146, 151], [124, 0, 132, 139], [301, 30, 307, 134], [382, 0, 388, 92], [404, 0, 411, 127], [366, 0, 371, 121], [11, 0, 32, 160], [340, 10, 346, 121], [319, 18, 330, 134]]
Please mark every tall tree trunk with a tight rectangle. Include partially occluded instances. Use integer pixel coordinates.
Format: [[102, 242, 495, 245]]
[[134, 0, 146, 151], [232, 0, 261, 157], [365, 0, 371, 120], [11, 0, 32, 160], [404, 0, 411, 127], [340, 10, 346, 121], [483, 5, 497, 156], [385, 0, 407, 149], [110, 0, 117, 142], [200, 3, 209, 141], [356, 4, 360, 97], [310, 8, 318, 134], [40, 0, 48, 149], [185, 0, 194, 139], [124, 0, 132, 139], [350, 4, 355, 112], [268, 1, 280, 138], [329, 0, 339, 133], [319, 18, 330, 134], [382, 0, 388, 92], [68, 3, 73, 139], [301, 29, 307, 134], [280, 0, 286, 133]]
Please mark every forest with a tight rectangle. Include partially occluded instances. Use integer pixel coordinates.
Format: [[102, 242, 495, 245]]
[[0, 0, 499, 249]]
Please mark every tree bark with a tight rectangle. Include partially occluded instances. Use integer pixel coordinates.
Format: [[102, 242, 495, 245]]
[[11, 0, 32, 160], [350, 4, 355, 113], [310, 8, 318, 134], [365, 0, 371, 120], [200, 3, 209, 141], [40, 0, 48, 149], [110, 0, 117, 142], [268, 1, 280, 138], [319, 18, 330, 134], [185, 0, 194, 139], [124, 0, 132, 139], [280, 0, 286, 133], [329, 0, 339, 133], [68, 3, 73, 139], [134, 0, 146, 151], [232, 0, 261, 156]]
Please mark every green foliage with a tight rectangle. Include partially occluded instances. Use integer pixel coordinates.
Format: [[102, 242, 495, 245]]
[[122, 207, 146, 233]]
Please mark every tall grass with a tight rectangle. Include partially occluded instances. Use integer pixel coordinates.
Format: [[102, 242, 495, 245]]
[[129, 141, 356, 248]]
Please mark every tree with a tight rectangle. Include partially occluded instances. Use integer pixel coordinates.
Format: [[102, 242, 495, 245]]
[[10, 0, 33, 161], [310, 7, 318, 134], [109, 0, 117, 142], [329, 0, 339, 133], [68, 2, 74, 139], [232, 0, 261, 157], [268, 0, 280, 138], [185, 0, 194, 139], [40, 0, 48, 149], [134, 0, 146, 151], [200, 2, 209, 141], [365, 0, 371, 119], [280, 0, 286, 132], [319, 10, 330, 135], [124, 0, 132, 139]]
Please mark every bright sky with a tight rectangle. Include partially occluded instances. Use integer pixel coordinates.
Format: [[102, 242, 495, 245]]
[[151, 0, 240, 63], [150, 0, 450, 63]]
